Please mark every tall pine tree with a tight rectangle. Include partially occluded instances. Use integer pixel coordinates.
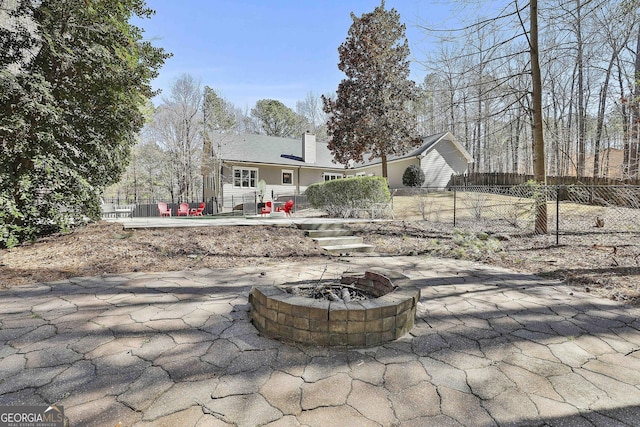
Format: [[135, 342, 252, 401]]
[[322, 1, 419, 178]]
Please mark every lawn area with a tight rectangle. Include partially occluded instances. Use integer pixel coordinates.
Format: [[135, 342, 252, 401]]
[[392, 190, 640, 234]]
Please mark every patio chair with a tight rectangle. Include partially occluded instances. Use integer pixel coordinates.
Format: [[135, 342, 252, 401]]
[[276, 200, 294, 217], [190, 202, 205, 216], [177, 203, 190, 216], [158, 202, 171, 217], [260, 201, 272, 216]]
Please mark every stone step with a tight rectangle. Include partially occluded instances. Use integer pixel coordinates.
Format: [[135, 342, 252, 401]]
[[298, 222, 376, 253], [321, 243, 376, 253], [313, 236, 363, 246], [306, 229, 353, 238], [297, 222, 345, 231]]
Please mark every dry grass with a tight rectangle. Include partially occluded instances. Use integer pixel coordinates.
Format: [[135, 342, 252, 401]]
[[0, 222, 325, 288]]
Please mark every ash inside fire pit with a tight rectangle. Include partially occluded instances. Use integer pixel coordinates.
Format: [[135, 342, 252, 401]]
[[281, 280, 375, 302]]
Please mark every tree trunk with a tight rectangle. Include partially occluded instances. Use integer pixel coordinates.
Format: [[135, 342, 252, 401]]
[[381, 153, 388, 179], [631, 27, 640, 178], [530, 0, 547, 234], [619, 56, 631, 177], [576, 0, 586, 178], [594, 50, 617, 177]]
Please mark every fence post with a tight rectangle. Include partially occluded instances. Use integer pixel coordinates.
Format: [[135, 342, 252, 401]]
[[556, 185, 560, 245], [453, 187, 457, 227]]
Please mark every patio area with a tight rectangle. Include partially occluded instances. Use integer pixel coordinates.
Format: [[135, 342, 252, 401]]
[[2, 256, 640, 426]]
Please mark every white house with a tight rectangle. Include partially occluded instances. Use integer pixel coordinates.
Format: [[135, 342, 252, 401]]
[[203, 131, 472, 210]]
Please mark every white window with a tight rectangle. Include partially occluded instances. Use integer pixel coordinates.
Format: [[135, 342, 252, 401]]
[[233, 167, 258, 188], [323, 173, 343, 181], [355, 172, 366, 177], [282, 169, 293, 185]]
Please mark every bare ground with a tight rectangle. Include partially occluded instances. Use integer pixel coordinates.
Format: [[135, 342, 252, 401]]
[[1, 219, 639, 305]]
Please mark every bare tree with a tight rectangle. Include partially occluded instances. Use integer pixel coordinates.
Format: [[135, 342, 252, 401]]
[[591, 2, 633, 176], [528, 0, 547, 233], [152, 74, 203, 203], [419, 0, 640, 184], [296, 91, 328, 141], [203, 86, 236, 210]]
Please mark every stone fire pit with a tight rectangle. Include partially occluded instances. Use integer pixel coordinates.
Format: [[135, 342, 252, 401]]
[[249, 268, 420, 347]]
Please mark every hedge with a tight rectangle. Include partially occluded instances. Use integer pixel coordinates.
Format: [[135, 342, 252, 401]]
[[305, 176, 391, 217]]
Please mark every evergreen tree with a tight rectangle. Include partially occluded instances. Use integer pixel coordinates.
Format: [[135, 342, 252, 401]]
[[0, 0, 169, 247], [322, 1, 419, 178], [251, 99, 299, 138], [402, 164, 425, 187]]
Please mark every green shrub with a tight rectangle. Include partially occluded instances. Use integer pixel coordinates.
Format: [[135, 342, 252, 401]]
[[402, 164, 425, 187], [305, 176, 391, 217]]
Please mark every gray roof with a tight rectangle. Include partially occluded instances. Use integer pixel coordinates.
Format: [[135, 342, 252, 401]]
[[215, 131, 472, 170], [354, 132, 448, 167], [215, 133, 344, 170], [354, 131, 472, 167]]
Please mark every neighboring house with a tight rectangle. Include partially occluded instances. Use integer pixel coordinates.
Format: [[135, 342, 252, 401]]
[[203, 131, 472, 210]]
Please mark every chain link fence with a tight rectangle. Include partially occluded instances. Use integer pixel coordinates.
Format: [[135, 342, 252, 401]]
[[394, 185, 640, 244]]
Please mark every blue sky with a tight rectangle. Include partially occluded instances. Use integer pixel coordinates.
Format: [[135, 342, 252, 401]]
[[135, 1, 453, 110]]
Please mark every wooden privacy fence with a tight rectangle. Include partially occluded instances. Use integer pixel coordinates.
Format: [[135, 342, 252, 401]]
[[450, 173, 640, 187]]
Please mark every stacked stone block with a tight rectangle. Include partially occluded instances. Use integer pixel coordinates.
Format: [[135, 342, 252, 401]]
[[249, 268, 420, 347]]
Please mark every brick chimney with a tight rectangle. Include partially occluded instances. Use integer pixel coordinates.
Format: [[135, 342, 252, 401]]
[[302, 132, 316, 164]]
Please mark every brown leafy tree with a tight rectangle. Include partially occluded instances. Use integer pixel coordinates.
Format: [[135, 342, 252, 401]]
[[322, 1, 419, 178]]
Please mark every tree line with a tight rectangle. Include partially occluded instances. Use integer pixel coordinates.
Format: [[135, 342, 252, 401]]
[[112, 0, 640, 209], [415, 0, 640, 180]]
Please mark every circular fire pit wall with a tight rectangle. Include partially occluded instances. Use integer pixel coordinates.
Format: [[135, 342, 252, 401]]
[[249, 269, 420, 347]]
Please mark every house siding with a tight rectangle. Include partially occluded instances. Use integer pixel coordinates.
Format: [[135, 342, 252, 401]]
[[387, 159, 418, 188], [421, 141, 469, 189], [218, 163, 346, 210]]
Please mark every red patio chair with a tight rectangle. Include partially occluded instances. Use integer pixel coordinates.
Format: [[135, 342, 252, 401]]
[[177, 203, 190, 216], [158, 202, 171, 217], [260, 201, 272, 216], [190, 202, 205, 216], [276, 200, 294, 217]]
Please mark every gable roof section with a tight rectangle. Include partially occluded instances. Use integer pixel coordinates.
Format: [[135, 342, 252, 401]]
[[216, 133, 343, 170], [355, 131, 474, 167], [421, 132, 474, 163]]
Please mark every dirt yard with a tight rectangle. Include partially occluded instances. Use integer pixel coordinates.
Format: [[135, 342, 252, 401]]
[[1, 216, 639, 305]]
